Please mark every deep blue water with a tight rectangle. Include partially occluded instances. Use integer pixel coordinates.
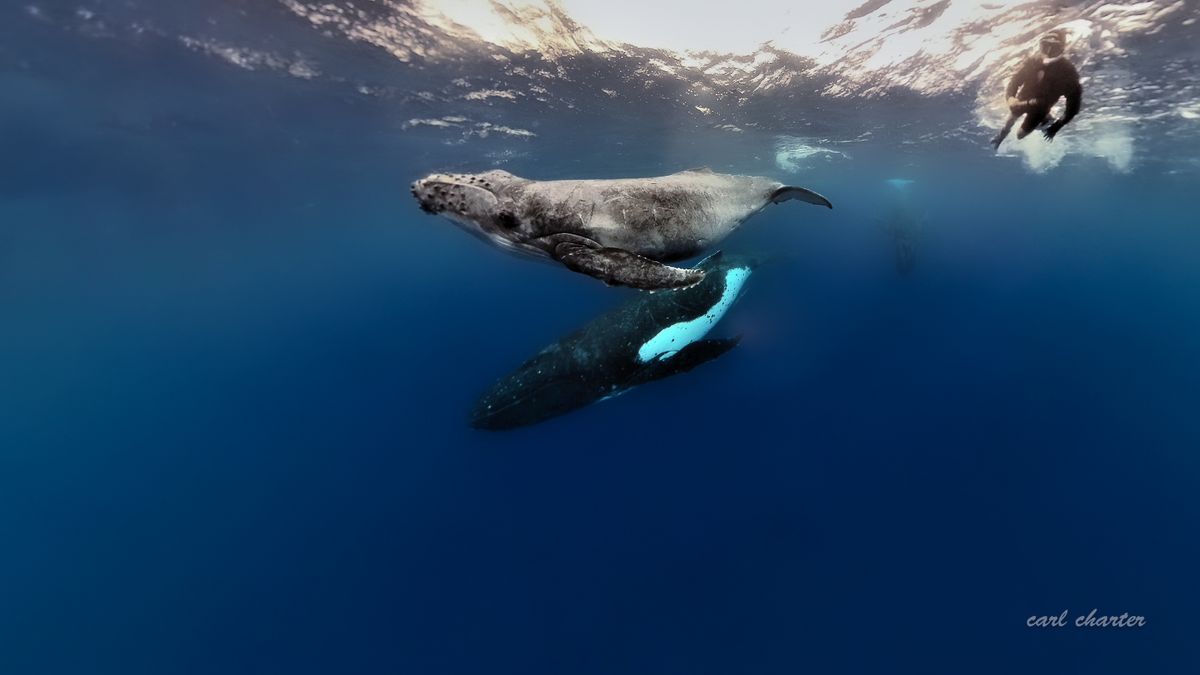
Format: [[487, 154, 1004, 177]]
[[4, 3, 1200, 673]]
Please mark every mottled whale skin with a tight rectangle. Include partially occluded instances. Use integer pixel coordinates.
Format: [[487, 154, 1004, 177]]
[[411, 168, 829, 290], [470, 253, 755, 431]]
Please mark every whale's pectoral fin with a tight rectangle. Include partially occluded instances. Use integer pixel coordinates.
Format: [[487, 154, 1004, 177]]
[[771, 186, 833, 209], [553, 243, 704, 290], [633, 337, 741, 384]]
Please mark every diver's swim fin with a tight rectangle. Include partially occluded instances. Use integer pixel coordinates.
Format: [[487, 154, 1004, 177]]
[[771, 186, 833, 209], [553, 243, 705, 290]]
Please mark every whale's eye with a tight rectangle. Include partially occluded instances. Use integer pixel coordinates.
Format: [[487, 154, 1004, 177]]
[[497, 210, 520, 229]]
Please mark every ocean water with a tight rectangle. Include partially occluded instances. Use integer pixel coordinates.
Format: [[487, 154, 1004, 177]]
[[3, 1, 1200, 673]]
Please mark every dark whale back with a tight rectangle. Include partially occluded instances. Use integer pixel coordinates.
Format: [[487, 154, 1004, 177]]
[[471, 253, 754, 429]]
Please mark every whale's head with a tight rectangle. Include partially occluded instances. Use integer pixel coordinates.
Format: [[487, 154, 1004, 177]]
[[410, 170, 531, 251]]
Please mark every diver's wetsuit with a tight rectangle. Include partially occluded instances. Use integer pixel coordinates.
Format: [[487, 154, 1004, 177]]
[[992, 55, 1083, 147]]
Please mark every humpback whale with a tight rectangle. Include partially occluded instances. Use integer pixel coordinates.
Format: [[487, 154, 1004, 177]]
[[471, 253, 756, 430], [411, 168, 829, 291]]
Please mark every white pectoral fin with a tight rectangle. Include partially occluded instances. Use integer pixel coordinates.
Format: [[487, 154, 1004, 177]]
[[771, 186, 833, 209], [637, 267, 751, 362]]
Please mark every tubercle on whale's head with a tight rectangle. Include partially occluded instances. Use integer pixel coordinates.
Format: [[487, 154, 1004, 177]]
[[410, 170, 521, 211], [409, 170, 529, 237]]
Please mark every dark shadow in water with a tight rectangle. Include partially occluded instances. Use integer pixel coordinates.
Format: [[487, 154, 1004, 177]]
[[879, 178, 925, 276]]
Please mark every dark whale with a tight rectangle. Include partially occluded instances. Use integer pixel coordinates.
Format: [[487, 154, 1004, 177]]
[[470, 253, 756, 430]]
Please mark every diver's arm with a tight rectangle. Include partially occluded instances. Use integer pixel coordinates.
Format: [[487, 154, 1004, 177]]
[[1044, 66, 1082, 139], [1004, 71, 1020, 100], [1060, 79, 1082, 126], [1004, 65, 1023, 106], [1005, 59, 1034, 107]]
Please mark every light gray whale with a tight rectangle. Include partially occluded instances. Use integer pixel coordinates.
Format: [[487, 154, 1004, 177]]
[[411, 168, 830, 290]]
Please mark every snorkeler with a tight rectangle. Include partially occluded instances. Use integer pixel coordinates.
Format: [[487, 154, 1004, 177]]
[[991, 30, 1083, 150]]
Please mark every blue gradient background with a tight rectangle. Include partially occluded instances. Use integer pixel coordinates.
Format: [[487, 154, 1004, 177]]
[[3, 5, 1199, 674]]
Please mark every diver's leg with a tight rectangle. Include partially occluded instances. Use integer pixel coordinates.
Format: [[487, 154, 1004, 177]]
[[991, 112, 1020, 150], [1016, 108, 1050, 139]]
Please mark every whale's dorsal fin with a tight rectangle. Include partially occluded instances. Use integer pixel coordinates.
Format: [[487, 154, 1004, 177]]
[[771, 185, 833, 209]]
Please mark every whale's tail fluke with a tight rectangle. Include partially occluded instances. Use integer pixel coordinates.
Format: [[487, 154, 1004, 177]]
[[771, 185, 833, 209]]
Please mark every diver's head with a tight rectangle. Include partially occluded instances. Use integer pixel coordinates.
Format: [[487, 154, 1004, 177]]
[[410, 170, 528, 243], [1039, 30, 1066, 59]]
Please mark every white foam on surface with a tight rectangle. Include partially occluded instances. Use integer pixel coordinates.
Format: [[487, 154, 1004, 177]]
[[774, 137, 849, 173]]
